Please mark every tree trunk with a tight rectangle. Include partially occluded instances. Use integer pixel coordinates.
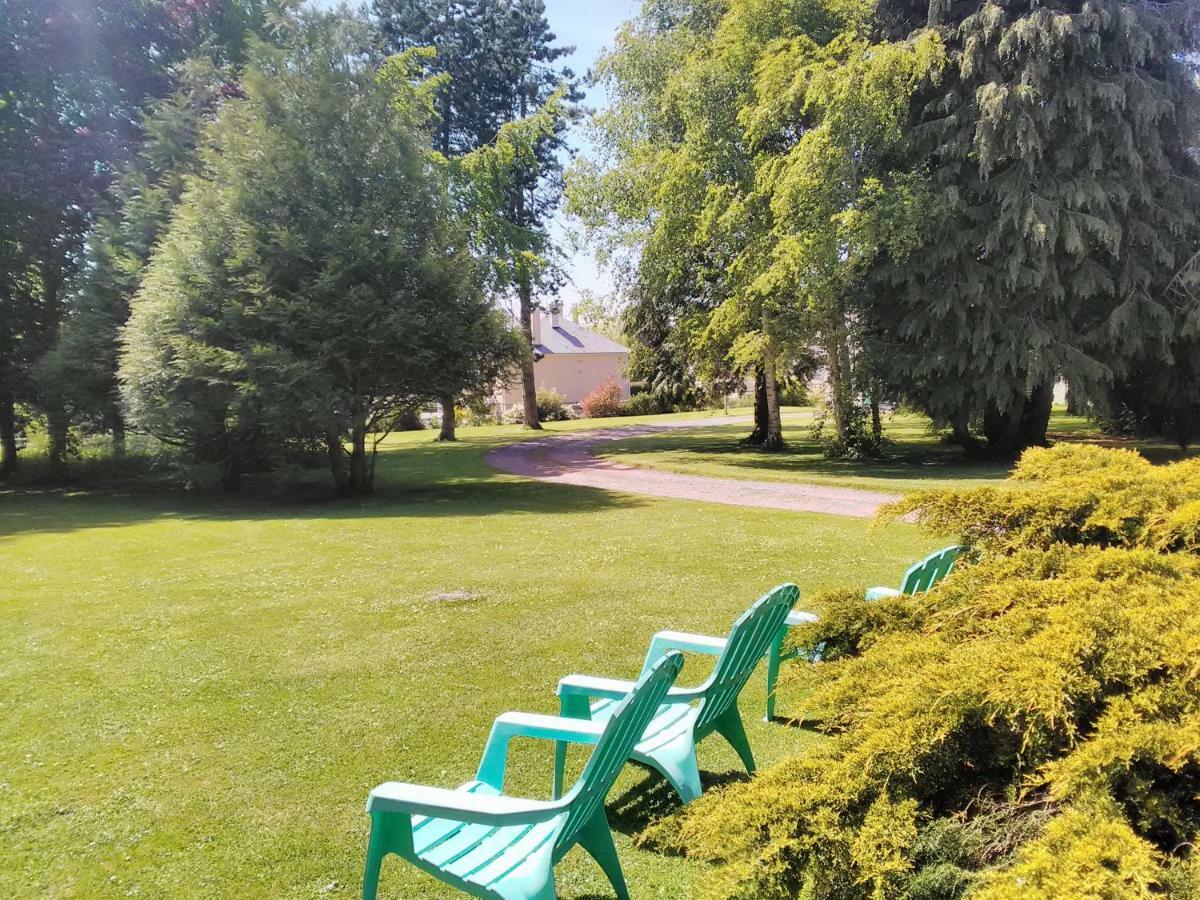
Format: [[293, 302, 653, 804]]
[[512, 87, 541, 432], [870, 382, 882, 443], [982, 399, 1024, 459], [518, 274, 541, 430], [46, 405, 69, 476], [950, 405, 984, 454], [327, 430, 349, 495], [745, 367, 769, 445], [220, 452, 242, 492], [1174, 403, 1196, 451], [0, 390, 17, 476], [761, 335, 784, 451], [438, 394, 457, 441], [348, 416, 371, 495], [1065, 381, 1085, 416], [980, 382, 1054, 459], [1019, 380, 1054, 448], [826, 329, 848, 443], [110, 409, 126, 461]]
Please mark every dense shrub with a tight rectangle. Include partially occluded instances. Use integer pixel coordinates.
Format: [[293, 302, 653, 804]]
[[536, 388, 572, 422], [393, 406, 425, 431], [623, 392, 674, 416], [812, 398, 885, 459], [497, 391, 574, 424], [654, 445, 1200, 899], [580, 375, 625, 418], [777, 379, 811, 407], [461, 398, 500, 427]]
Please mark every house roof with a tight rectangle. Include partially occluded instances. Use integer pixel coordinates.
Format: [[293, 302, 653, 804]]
[[534, 312, 629, 356]]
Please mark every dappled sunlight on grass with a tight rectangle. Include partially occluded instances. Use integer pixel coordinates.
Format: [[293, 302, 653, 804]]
[[0, 419, 929, 898], [11, 408, 1181, 894], [593, 409, 1196, 495]]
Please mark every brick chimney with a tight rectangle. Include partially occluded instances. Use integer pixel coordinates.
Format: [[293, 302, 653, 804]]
[[550, 307, 562, 329], [530, 310, 541, 344]]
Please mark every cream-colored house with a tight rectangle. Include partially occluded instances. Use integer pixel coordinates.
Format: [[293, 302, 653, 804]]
[[497, 310, 630, 409]]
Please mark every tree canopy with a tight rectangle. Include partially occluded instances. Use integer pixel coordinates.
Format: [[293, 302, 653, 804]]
[[119, 13, 521, 493], [375, 0, 581, 432], [0, 0, 295, 473], [865, 0, 1200, 456], [572, 0, 1200, 457]]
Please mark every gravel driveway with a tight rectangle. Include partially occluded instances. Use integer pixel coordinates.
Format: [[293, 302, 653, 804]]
[[485, 418, 900, 519]]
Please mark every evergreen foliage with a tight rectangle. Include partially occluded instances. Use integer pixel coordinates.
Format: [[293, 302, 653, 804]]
[[0, 0, 182, 473], [0, 0, 292, 474], [650, 444, 1200, 898], [36, 67, 221, 458], [119, 13, 521, 494], [867, 0, 1200, 457]]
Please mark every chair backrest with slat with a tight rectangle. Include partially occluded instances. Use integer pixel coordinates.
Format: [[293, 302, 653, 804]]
[[554, 652, 684, 854], [899, 545, 961, 594], [695, 584, 799, 734]]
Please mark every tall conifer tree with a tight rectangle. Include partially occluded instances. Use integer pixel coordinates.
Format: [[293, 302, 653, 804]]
[[867, 0, 1200, 456], [374, 0, 580, 435]]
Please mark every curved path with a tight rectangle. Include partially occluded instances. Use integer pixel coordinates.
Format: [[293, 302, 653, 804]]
[[485, 417, 900, 519]]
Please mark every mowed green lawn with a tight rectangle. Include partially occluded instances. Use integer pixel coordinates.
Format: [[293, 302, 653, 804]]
[[597, 408, 1197, 495], [0, 421, 934, 899]]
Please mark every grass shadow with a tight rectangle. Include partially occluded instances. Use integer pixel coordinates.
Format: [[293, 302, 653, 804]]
[[605, 767, 753, 838], [599, 419, 1014, 486], [599, 412, 1200, 490], [0, 433, 646, 542]]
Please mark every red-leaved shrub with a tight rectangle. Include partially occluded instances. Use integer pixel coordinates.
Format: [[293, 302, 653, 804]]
[[580, 375, 624, 418]]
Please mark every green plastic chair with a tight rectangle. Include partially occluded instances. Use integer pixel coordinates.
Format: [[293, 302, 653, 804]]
[[864, 544, 961, 600], [362, 652, 684, 900], [555, 583, 799, 805], [764, 545, 962, 721]]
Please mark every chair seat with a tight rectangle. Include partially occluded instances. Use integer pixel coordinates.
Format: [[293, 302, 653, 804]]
[[410, 781, 565, 897], [589, 698, 700, 757]]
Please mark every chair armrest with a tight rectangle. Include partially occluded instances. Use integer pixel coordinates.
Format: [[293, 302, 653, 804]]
[[476, 712, 606, 789], [366, 782, 562, 825], [785, 610, 819, 627], [640, 630, 726, 674], [557, 674, 701, 704], [557, 674, 639, 702], [865, 586, 902, 601]]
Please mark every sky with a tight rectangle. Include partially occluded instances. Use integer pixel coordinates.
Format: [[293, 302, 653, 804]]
[[542, 0, 638, 313], [310, 0, 640, 314]]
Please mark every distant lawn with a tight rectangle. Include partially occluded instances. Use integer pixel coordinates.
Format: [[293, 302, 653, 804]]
[[0, 422, 934, 899], [594, 408, 1198, 495]]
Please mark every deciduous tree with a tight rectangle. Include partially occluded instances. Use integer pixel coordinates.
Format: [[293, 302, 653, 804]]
[[572, 0, 941, 451], [0, 0, 183, 473], [374, 0, 580, 435]]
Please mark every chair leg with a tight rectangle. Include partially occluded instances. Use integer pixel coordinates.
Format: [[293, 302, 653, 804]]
[[362, 818, 388, 900], [553, 739, 566, 800], [715, 708, 756, 774], [653, 748, 703, 804], [577, 811, 629, 900], [765, 626, 786, 722]]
